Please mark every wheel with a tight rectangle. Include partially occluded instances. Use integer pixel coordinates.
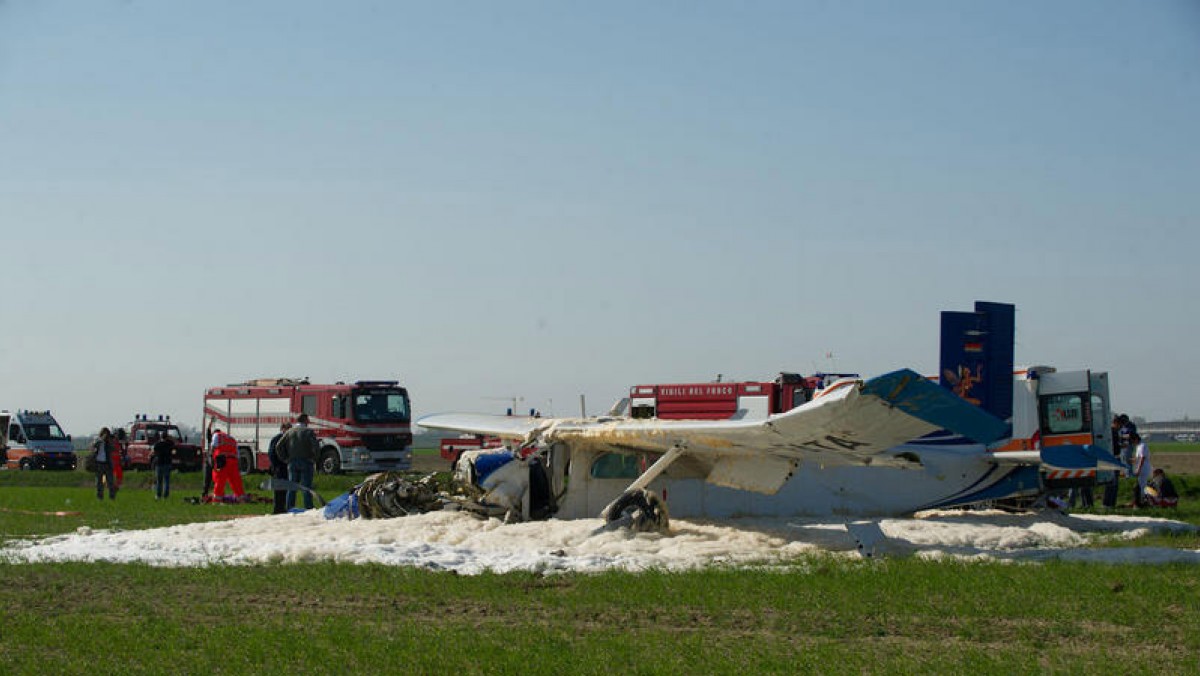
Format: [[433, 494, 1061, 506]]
[[319, 447, 341, 475], [19, 458, 33, 471], [603, 489, 670, 532]]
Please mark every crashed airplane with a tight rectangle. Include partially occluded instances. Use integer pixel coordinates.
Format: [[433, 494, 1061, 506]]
[[411, 302, 1125, 531]]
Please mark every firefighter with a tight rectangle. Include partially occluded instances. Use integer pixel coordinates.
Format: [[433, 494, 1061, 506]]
[[112, 427, 127, 488], [210, 427, 245, 501]]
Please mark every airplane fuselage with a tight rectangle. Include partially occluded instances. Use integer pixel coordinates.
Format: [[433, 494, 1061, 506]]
[[555, 442, 1041, 519]]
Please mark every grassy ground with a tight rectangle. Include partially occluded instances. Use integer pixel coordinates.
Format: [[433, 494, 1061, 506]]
[[1154, 441, 1200, 453], [1, 466, 1198, 673]]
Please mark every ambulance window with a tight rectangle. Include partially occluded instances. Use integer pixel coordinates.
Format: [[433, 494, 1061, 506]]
[[1040, 393, 1087, 434], [8, 424, 19, 440], [301, 395, 318, 416], [25, 423, 67, 441], [590, 453, 640, 479]]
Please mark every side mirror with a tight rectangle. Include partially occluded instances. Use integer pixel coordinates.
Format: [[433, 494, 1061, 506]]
[[17, 435, 27, 444], [67, 434, 72, 441]]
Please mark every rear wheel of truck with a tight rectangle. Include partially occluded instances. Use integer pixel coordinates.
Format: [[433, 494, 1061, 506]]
[[238, 448, 254, 474], [319, 447, 341, 475], [19, 458, 33, 471]]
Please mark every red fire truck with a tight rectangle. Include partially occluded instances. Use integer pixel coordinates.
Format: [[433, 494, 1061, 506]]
[[202, 378, 413, 474], [122, 414, 203, 471], [627, 372, 860, 420], [439, 435, 503, 466]]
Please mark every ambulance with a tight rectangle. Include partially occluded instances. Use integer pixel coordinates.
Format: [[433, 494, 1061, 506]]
[[3, 409, 78, 470]]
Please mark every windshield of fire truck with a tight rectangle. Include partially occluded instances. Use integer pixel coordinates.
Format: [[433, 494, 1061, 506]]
[[353, 390, 410, 423], [23, 423, 67, 441], [148, 426, 183, 441]]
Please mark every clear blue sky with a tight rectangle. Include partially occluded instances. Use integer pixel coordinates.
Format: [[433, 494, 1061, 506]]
[[2, 1, 1198, 433]]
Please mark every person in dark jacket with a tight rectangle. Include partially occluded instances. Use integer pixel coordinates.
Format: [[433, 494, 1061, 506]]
[[267, 422, 292, 514], [1144, 468, 1179, 508], [276, 414, 319, 510], [91, 427, 117, 500], [151, 431, 176, 499]]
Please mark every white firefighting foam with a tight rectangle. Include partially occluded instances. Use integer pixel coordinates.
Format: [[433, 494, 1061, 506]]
[[2, 510, 1197, 573]]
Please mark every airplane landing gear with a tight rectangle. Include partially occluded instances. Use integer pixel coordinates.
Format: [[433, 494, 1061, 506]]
[[603, 489, 670, 533]]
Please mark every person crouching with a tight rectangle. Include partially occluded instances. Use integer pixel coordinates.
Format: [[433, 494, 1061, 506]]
[[209, 427, 245, 501]]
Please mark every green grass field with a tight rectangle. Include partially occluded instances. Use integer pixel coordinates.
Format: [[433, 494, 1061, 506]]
[[1, 467, 1198, 673]]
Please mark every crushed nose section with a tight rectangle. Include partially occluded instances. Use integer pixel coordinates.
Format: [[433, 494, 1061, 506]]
[[602, 489, 670, 533]]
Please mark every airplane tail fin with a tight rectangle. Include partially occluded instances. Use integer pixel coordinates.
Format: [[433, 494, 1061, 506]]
[[939, 301, 1015, 421]]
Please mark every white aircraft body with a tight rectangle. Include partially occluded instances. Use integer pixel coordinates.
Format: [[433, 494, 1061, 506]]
[[420, 369, 1125, 527]]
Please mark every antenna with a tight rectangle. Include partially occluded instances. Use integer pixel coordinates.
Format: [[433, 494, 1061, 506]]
[[482, 395, 524, 415]]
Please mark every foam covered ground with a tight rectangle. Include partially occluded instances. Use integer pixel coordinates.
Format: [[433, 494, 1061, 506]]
[[3, 509, 1198, 573]]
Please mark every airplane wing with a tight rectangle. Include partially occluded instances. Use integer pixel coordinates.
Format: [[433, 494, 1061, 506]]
[[419, 369, 1009, 495], [417, 413, 548, 443]]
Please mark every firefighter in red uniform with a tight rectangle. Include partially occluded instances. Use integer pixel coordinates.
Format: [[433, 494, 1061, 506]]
[[112, 427, 127, 488], [210, 427, 245, 501]]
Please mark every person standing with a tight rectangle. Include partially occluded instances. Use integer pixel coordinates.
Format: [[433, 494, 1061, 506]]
[[151, 430, 177, 500], [1130, 432, 1152, 508], [201, 424, 215, 498], [111, 427, 127, 489], [1102, 414, 1133, 508], [91, 427, 117, 500], [267, 422, 292, 514], [276, 413, 319, 510], [209, 427, 245, 501], [1116, 414, 1138, 466]]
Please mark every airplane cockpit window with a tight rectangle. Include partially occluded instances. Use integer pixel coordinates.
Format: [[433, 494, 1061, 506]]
[[590, 452, 640, 479]]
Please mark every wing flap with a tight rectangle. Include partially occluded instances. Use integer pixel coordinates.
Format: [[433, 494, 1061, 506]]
[[706, 455, 798, 493]]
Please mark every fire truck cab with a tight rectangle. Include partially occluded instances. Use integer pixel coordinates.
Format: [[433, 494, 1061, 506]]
[[3, 409, 77, 471], [122, 414, 204, 471], [203, 378, 413, 474]]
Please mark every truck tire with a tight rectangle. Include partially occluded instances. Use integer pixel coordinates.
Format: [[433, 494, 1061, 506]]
[[19, 458, 33, 471], [319, 447, 341, 475], [238, 448, 254, 475]]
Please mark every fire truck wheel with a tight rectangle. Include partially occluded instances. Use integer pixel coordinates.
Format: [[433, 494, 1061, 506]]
[[238, 449, 253, 475], [319, 447, 341, 475]]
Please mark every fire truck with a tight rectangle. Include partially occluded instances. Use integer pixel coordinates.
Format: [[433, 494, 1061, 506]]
[[122, 414, 203, 471], [202, 378, 413, 474], [628, 372, 861, 420]]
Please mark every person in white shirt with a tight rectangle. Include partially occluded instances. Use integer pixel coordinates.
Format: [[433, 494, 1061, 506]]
[[1130, 432, 1152, 507]]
